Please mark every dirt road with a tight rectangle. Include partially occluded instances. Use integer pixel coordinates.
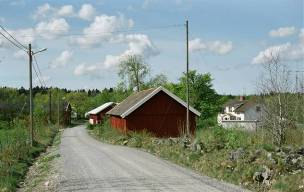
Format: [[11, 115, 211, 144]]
[[59, 125, 248, 192]]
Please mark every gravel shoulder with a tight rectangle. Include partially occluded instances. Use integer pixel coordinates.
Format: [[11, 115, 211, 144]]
[[17, 131, 62, 192], [59, 125, 249, 192]]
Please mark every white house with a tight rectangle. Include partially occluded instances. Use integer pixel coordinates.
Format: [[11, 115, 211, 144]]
[[218, 97, 262, 131]]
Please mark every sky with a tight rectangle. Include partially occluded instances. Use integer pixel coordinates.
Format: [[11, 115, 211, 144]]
[[0, 0, 303, 95]]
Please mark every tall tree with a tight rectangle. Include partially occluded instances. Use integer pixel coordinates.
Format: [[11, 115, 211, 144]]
[[258, 52, 298, 146], [118, 55, 150, 92]]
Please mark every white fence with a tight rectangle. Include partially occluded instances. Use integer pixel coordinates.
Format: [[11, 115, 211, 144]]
[[219, 120, 259, 131]]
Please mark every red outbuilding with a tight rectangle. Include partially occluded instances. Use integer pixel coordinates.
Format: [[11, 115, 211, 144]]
[[106, 86, 201, 137], [86, 102, 116, 125]]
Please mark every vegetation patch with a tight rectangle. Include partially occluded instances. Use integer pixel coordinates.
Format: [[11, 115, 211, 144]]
[[89, 120, 304, 192], [0, 119, 59, 192]]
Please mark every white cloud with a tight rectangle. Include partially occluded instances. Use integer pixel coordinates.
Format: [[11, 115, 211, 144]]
[[269, 26, 296, 37], [74, 63, 99, 76], [78, 4, 95, 21], [57, 5, 75, 17], [13, 50, 27, 59], [208, 41, 233, 55], [50, 50, 73, 68], [35, 18, 69, 39], [252, 31, 304, 64], [33, 3, 75, 19], [189, 38, 207, 52], [33, 3, 53, 19], [71, 14, 134, 48], [252, 43, 291, 64], [0, 28, 35, 48], [73, 33, 159, 77], [189, 38, 233, 55]]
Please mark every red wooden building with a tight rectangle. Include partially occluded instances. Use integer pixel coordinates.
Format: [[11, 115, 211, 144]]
[[86, 102, 116, 125], [106, 86, 201, 137]]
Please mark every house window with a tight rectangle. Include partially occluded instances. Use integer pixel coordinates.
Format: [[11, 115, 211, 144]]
[[230, 116, 236, 120], [256, 106, 261, 112], [237, 117, 241, 120]]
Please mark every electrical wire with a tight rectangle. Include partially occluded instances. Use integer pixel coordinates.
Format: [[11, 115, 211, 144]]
[[10, 24, 184, 38], [33, 54, 47, 87], [0, 24, 28, 50], [33, 63, 45, 87], [0, 30, 27, 52]]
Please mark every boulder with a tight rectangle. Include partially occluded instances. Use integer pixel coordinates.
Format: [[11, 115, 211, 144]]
[[229, 148, 245, 161]]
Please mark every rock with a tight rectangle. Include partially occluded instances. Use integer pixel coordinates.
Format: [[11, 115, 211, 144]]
[[267, 152, 276, 164], [253, 166, 273, 184], [229, 148, 245, 161], [282, 145, 293, 153], [181, 137, 191, 149], [262, 166, 272, 182], [296, 147, 304, 156], [253, 172, 263, 182], [44, 181, 50, 187], [122, 140, 128, 145]]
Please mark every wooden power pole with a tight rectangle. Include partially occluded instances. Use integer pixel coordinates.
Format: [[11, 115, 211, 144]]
[[28, 43, 33, 147], [185, 20, 190, 136], [57, 93, 60, 127], [49, 90, 52, 123]]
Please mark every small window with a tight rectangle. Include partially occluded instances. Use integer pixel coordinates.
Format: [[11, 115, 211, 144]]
[[256, 106, 261, 112], [237, 117, 241, 120]]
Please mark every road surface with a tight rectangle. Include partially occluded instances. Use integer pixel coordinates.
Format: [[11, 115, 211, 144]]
[[59, 125, 248, 192]]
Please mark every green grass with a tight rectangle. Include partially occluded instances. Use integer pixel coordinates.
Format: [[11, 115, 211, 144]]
[[0, 119, 58, 192], [89, 120, 304, 192]]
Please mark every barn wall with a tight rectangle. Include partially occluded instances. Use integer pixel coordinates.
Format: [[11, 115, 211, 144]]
[[110, 116, 127, 133], [126, 91, 196, 137]]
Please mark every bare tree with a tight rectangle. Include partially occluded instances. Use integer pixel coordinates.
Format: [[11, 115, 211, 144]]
[[118, 55, 149, 92], [258, 52, 298, 146]]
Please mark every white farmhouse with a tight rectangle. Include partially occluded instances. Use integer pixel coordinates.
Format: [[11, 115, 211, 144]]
[[218, 96, 262, 131]]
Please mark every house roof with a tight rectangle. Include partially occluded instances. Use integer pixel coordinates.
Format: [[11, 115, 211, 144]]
[[234, 100, 258, 112], [106, 86, 201, 118], [86, 102, 115, 116], [223, 99, 258, 113], [223, 100, 244, 109]]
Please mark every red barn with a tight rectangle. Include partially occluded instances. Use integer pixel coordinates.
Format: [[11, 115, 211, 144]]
[[86, 102, 116, 125], [106, 86, 201, 137]]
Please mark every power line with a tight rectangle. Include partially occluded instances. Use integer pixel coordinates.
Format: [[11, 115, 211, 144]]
[[32, 63, 45, 87], [9, 24, 184, 38], [0, 30, 27, 51], [33, 54, 47, 87], [0, 24, 28, 50]]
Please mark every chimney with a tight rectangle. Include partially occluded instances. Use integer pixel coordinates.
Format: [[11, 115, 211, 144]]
[[240, 95, 245, 101]]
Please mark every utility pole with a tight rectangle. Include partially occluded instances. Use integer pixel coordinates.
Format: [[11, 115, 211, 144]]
[[49, 90, 52, 123], [57, 93, 60, 127], [28, 43, 33, 147], [185, 20, 190, 136]]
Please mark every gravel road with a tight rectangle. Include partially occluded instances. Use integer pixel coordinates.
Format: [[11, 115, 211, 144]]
[[59, 125, 249, 192]]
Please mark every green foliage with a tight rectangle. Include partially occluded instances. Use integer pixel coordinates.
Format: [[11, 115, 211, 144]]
[[118, 55, 150, 91], [165, 70, 224, 128], [0, 118, 58, 191]]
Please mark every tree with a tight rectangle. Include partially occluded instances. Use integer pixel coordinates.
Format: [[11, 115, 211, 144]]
[[143, 74, 168, 89], [166, 70, 222, 127], [118, 55, 150, 92], [258, 52, 298, 146]]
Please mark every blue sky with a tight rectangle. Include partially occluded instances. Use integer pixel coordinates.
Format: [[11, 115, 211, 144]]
[[0, 0, 303, 94]]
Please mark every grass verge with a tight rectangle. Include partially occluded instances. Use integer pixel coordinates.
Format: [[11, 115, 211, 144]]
[[0, 119, 59, 192]]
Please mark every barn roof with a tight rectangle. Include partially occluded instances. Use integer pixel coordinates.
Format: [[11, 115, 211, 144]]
[[106, 86, 201, 118], [86, 102, 115, 116]]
